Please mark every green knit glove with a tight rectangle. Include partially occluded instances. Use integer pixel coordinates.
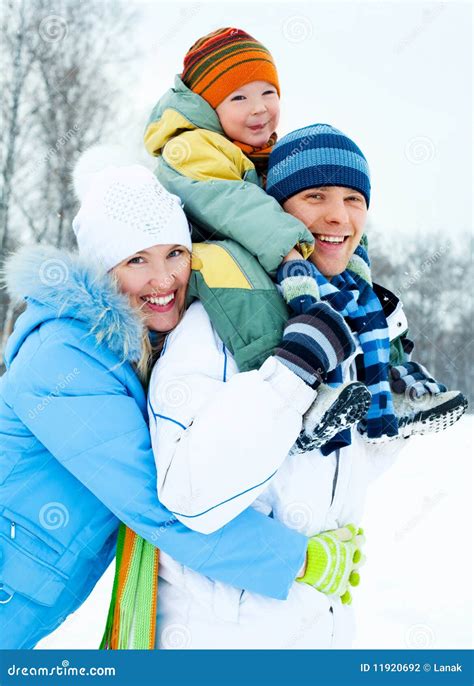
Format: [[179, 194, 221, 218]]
[[298, 524, 365, 605]]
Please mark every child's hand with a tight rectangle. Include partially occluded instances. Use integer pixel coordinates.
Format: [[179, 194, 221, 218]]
[[282, 247, 302, 263], [276, 259, 320, 314]]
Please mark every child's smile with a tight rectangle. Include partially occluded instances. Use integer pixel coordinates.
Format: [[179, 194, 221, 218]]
[[216, 80, 280, 147]]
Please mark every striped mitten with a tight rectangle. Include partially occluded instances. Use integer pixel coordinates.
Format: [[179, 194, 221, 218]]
[[298, 525, 365, 605], [274, 301, 356, 389], [277, 259, 321, 314], [390, 362, 447, 399]]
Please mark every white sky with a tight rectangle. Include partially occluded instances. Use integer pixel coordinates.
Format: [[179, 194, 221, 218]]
[[124, 0, 472, 238]]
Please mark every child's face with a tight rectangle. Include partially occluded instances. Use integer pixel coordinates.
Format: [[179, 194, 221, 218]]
[[216, 80, 280, 148]]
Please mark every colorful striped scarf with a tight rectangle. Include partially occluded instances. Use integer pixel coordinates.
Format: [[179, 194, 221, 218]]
[[233, 132, 277, 179], [100, 524, 159, 650], [316, 243, 399, 452]]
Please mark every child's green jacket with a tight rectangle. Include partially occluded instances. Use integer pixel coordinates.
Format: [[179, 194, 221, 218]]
[[144, 75, 314, 274], [145, 77, 410, 371]]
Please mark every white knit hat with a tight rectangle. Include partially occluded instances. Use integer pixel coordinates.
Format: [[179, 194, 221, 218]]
[[72, 146, 192, 272]]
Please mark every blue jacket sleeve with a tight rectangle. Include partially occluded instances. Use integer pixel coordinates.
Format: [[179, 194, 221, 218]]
[[8, 328, 307, 600]]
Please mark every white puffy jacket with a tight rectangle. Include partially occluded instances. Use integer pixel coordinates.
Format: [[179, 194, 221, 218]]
[[148, 301, 407, 649]]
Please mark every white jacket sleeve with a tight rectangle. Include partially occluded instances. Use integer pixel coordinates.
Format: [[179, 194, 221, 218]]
[[148, 302, 316, 534]]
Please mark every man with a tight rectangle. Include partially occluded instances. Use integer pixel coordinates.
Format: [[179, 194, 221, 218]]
[[266, 123, 465, 444]]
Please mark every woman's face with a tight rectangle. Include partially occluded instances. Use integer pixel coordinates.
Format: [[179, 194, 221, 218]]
[[114, 244, 191, 332]]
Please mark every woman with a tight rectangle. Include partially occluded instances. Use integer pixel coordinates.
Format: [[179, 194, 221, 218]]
[[0, 159, 357, 649]]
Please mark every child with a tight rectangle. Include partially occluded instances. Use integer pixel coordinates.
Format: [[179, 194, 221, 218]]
[[144, 27, 466, 447]]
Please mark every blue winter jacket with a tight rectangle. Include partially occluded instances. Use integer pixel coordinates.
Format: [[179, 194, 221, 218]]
[[0, 245, 307, 648]]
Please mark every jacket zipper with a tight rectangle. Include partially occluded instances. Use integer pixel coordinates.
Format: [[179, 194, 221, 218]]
[[330, 450, 340, 507], [7, 518, 62, 554]]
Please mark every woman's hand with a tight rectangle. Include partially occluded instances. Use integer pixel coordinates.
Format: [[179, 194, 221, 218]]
[[297, 525, 365, 604]]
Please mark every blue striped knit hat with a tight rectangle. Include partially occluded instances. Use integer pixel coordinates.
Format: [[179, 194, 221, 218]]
[[266, 124, 371, 207]]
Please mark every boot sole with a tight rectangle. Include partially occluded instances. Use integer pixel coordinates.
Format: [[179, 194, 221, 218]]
[[297, 382, 372, 451], [363, 393, 468, 443], [397, 392, 468, 438]]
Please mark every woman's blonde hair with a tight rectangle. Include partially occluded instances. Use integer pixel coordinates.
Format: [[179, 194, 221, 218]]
[[135, 327, 165, 385]]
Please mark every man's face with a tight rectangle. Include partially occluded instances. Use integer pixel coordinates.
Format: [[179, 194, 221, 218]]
[[283, 186, 368, 279]]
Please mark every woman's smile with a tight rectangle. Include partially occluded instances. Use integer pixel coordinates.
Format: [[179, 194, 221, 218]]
[[141, 290, 177, 312]]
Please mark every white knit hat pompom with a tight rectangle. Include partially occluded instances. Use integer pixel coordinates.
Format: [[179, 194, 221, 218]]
[[72, 144, 139, 202], [72, 152, 192, 272]]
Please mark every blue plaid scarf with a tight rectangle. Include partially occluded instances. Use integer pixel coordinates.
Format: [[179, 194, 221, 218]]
[[316, 243, 398, 454], [278, 239, 399, 454]]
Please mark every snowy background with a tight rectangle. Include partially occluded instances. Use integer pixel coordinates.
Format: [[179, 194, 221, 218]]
[[2, 0, 471, 651], [38, 417, 473, 650], [130, 0, 472, 240]]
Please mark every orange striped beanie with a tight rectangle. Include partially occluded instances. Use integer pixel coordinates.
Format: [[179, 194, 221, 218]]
[[181, 27, 280, 109]]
